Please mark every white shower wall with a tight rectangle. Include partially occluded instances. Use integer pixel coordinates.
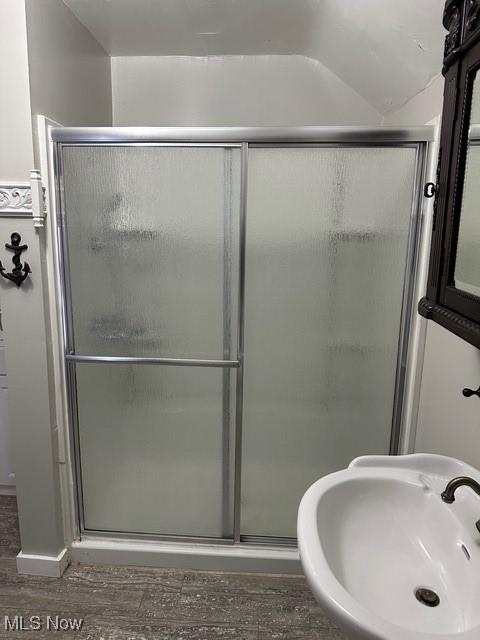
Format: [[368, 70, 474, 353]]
[[111, 55, 382, 127], [25, 0, 112, 129]]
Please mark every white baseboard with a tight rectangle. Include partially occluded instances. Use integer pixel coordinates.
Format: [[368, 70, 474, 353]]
[[72, 536, 301, 575], [0, 484, 16, 496], [16, 548, 70, 577]]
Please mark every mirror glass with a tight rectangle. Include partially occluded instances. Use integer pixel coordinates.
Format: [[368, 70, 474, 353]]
[[454, 70, 480, 296]]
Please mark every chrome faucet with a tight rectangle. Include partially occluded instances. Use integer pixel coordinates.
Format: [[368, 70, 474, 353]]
[[441, 476, 480, 503]]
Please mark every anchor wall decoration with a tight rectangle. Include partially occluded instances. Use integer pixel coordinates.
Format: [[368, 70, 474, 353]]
[[0, 232, 31, 287]]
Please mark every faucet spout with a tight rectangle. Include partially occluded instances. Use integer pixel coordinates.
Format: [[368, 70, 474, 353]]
[[441, 476, 480, 503]]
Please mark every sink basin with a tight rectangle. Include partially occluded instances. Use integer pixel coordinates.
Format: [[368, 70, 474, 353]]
[[297, 454, 480, 640]]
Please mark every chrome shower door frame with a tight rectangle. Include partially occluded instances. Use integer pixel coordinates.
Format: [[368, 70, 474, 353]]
[[52, 126, 433, 547]]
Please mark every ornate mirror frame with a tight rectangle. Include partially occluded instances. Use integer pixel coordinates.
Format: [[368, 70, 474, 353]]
[[419, 0, 480, 347]]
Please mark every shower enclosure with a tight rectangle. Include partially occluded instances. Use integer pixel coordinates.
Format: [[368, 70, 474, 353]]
[[53, 127, 428, 545]]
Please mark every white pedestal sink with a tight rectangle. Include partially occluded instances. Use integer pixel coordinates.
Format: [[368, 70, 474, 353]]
[[297, 454, 480, 640]]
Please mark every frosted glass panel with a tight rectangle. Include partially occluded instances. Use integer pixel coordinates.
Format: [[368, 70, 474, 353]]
[[241, 147, 417, 537], [76, 363, 233, 537], [62, 146, 240, 358]]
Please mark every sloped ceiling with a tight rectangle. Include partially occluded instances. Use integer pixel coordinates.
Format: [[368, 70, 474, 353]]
[[63, 0, 445, 115]]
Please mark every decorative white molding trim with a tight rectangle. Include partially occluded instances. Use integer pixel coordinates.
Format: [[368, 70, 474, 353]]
[[16, 547, 70, 578], [0, 184, 32, 215], [30, 170, 47, 228], [0, 176, 47, 226]]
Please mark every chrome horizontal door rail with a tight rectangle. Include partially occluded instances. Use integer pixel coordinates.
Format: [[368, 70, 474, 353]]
[[66, 354, 240, 368], [52, 125, 434, 144]]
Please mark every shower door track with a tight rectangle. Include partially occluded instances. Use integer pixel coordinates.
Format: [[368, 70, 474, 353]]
[[52, 126, 433, 547], [52, 126, 433, 144]]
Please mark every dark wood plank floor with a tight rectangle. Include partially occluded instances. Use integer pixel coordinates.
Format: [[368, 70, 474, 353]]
[[0, 496, 346, 639]]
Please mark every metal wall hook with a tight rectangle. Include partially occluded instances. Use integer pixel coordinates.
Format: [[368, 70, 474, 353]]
[[0, 232, 31, 287], [462, 386, 480, 398]]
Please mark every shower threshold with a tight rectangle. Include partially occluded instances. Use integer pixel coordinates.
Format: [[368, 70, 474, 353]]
[[71, 534, 301, 575]]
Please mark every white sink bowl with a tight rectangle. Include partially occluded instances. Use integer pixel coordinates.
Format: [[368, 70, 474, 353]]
[[298, 454, 480, 640]]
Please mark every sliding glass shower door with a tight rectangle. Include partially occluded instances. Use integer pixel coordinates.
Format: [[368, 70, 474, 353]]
[[54, 130, 425, 543], [241, 146, 419, 538], [60, 145, 241, 537]]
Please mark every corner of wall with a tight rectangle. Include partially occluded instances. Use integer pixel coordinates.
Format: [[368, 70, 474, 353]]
[[25, 0, 113, 129], [382, 74, 444, 126]]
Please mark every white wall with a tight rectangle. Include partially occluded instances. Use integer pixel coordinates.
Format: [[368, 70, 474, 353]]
[[387, 70, 480, 469], [112, 55, 382, 126], [25, 0, 112, 128], [65, 0, 445, 118], [0, 0, 34, 181], [0, 0, 35, 494], [382, 75, 444, 126], [0, 0, 112, 499], [0, 2, 114, 571], [416, 323, 480, 467]]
